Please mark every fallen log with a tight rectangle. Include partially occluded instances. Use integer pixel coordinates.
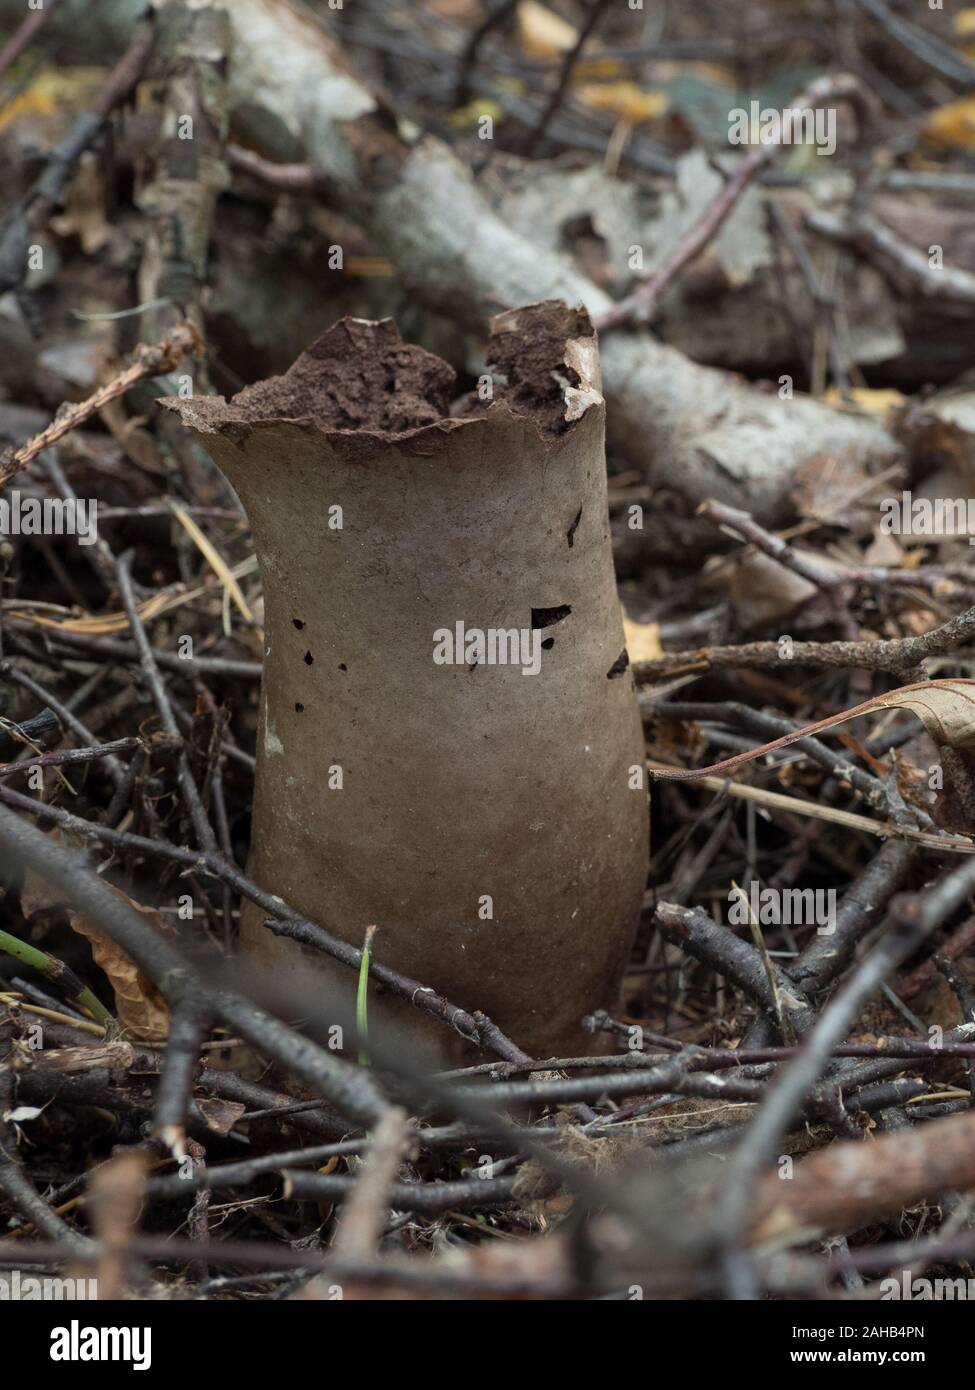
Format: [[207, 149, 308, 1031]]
[[0, 0, 898, 528]]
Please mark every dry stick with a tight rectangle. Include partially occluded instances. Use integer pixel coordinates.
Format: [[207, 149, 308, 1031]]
[[133, 1, 229, 352], [0, 0, 62, 78], [145, 1095, 794, 1201], [713, 521, 975, 626], [41, 450, 118, 597], [596, 73, 872, 332], [330, 1107, 412, 1263], [810, 1224, 975, 1289], [900, 914, 975, 1000], [283, 1170, 518, 1214], [208, 748, 235, 951], [809, 206, 975, 304], [15, 625, 262, 680], [733, 881, 797, 1046], [142, 1139, 380, 1199], [635, 602, 975, 679], [0, 736, 146, 779], [0, 785, 196, 865], [698, 496, 948, 598], [649, 677, 975, 788], [655, 902, 815, 1037], [0, 660, 126, 787], [750, 1106, 975, 1243], [0, 1163, 93, 1249], [653, 698, 900, 814], [852, 0, 975, 89], [450, 1035, 975, 1080], [0, 1234, 574, 1300], [87, 1152, 148, 1302], [647, 761, 973, 853], [0, 1011, 92, 1248], [440, 1062, 766, 1109], [11, 1036, 349, 1142], [767, 198, 850, 397], [0, 321, 200, 489], [100, 746, 146, 829], [454, 0, 519, 105], [527, 0, 613, 155], [264, 915, 528, 1062], [596, 143, 770, 332], [115, 550, 217, 855], [714, 853, 975, 1300], [0, 804, 389, 1128], [227, 143, 326, 192], [768, 837, 917, 1027], [153, 994, 211, 1159]]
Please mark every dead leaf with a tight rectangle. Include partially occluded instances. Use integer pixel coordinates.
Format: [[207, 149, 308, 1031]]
[[922, 97, 975, 150], [21, 833, 172, 1042], [575, 81, 668, 125], [790, 451, 882, 529], [194, 1097, 246, 1135], [49, 153, 113, 255], [70, 893, 171, 1043], [516, 1, 577, 59], [652, 679, 975, 783]]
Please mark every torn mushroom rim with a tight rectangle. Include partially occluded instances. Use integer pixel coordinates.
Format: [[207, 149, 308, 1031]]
[[160, 326, 604, 449]]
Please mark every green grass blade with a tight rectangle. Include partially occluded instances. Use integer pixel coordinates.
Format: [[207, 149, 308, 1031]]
[[0, 926, 114, 1028], [356, 924, 376, 1067]]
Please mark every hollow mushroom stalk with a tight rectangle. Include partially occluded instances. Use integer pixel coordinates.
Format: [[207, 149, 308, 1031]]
[[163, 300, 649, 1059]]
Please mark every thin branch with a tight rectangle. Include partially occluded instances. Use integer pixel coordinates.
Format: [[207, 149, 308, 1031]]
[[0, 322, 200, 488]]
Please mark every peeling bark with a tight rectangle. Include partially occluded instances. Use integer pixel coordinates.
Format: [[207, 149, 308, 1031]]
[[132, 0, 231, 356]]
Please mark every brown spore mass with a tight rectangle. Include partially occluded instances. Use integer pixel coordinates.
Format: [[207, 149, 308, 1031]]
[[185, 301, 595, 442], [486, 302, 593, 437], [225, 318, 457, 433]]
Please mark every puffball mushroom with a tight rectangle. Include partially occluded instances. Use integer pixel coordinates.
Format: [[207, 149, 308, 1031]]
[[163, 300, 649, 1059]]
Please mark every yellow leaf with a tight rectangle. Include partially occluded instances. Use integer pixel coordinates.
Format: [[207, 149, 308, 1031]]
[[622, 612, 663, 663], [922, 97, 975, 150], [574, 57, 625, 79], [516, 0, 577, 59], [515, 3, 624, 75], [448, 97, 504, 129], [0, 68, 105, 132], [577, 80, 668, 125], [822, 386, 906, 414]]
